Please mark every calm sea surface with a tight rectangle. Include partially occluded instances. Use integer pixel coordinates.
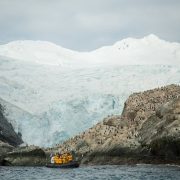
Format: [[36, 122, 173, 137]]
[[0, 164, 180, 180]]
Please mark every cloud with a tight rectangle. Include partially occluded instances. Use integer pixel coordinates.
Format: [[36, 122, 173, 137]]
[[0, 0, 180, 51]]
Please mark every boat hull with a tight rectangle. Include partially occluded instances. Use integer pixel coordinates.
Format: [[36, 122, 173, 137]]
[[46, 161, 79, 168]]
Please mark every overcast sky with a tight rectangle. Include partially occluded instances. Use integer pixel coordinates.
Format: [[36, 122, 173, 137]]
[[0, 0, 179, 51]]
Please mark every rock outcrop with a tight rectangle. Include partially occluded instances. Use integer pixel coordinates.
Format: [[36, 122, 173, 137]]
[[51, 84, 180, 165], [2, 145, 46, 166], [140, 97, 180, 158], [0, 103, 23, 165], [0, 141, 14, 155], [0, 140, 14, 164], [0, 104, 23, 146]]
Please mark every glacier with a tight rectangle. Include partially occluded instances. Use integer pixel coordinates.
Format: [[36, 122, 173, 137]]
[[0, 34, 180, 147]]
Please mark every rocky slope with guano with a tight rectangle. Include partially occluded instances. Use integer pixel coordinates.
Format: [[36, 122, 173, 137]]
[[51, 84, 180, 165]]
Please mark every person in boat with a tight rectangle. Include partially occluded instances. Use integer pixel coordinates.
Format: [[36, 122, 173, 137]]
[[50, 154, 55, 164], [53, 153, 62, 164], [50, 152, 73, 164], [62, 153, 68, 164], [56, 154, 63, 164], [67, 152, 73, 162]]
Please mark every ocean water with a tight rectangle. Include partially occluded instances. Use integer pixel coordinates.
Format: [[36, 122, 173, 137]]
[[0, 164, 180, 180]]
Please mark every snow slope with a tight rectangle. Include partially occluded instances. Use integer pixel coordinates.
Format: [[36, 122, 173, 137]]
[[0, 35, 180, 147], [0, 34, 179, 66]]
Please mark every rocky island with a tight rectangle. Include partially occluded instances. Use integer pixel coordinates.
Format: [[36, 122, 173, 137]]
[[1, 84, 180, 166]]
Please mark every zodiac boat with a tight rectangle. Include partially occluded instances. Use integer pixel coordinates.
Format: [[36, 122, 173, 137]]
[[46, 161, 79, 168]]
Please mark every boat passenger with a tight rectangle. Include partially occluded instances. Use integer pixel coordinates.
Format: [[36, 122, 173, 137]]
[[62, 153, 67, 164], [57, 154, 63, 164], [54, 154, 60, 164], [67, 153, 73, 162], [51, 156, 55, 164]]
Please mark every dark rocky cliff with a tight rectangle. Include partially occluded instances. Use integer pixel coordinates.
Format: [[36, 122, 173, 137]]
[[50, 84, 180, 165], [0, 104, 23, 147], [0, 103, 47, 166]]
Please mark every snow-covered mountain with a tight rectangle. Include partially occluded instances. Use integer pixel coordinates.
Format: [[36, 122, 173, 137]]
[[0, 34, 179, 66], [0, 34, 180, 147]]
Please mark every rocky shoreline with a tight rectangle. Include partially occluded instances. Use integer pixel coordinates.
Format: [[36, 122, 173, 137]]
[[1, 84, 180, 166], [1, 146, 46, 166]]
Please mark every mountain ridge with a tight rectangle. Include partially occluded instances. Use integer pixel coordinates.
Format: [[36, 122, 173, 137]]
[[0, 34, 179, 66]]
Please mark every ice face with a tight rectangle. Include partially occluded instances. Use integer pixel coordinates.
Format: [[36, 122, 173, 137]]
[[0, 35, 180, 147]]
